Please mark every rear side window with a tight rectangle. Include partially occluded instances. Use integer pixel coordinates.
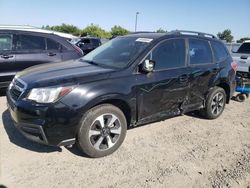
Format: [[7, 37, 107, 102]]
[[152, 39, 186, 70], [188, 39, 213, 65], [92, 39, 101, 46], [82, 39, 90, 44], [16, 34, 45, 51], [237, 43, 250, 54], [46, 38, 60, 51], [211, 41, 228, 62], [0, 34, 13, 51]]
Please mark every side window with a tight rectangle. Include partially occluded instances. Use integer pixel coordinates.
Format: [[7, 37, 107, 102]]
[[211, 41, 228, 62], [0, 34, 13, 51], [152, 39, 186, 70], [82, 39, 90, 44], [16, 34, 45, 51], [188, 39, 213, 65], [92, 39, 101, 46], [46, 38, 61, 51]]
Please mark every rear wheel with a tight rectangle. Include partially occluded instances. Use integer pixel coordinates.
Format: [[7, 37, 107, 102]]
[[77, 104, 127, 158], [235, 93, 246, 102], [200, 87, 226, 119]]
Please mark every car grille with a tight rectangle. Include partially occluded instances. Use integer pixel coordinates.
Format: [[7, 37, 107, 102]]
[[9, 78, 27, 101]]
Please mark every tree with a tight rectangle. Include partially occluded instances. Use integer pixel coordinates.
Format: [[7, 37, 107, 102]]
[[236, 37, 250, 43], [156, 28, 167, 33], [110, 25, 129, 37], [42, 23, 81, 36], [81, 24, 112, 38], [217, 29, 234, 43]]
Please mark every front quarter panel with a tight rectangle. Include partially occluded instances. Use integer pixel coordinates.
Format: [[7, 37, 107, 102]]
[[60, 75, 137, 124]]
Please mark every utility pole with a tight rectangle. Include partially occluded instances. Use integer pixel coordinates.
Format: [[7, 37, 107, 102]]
[[135, 12, 139, 32]]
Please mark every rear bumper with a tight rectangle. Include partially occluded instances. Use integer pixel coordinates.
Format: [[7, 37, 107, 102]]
[[6, 91, 81, 147]]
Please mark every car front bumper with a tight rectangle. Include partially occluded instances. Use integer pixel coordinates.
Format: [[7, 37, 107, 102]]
[[6, 91, 81, 147]]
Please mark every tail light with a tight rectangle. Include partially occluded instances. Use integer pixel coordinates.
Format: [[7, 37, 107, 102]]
[[231, 61, 238, 72], [72, 44, 84, 56]]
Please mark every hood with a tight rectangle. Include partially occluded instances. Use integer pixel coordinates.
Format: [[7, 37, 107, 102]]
[[16, 59, 114, 88]]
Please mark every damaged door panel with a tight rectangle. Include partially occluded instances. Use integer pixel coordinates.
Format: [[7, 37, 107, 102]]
[[136, 67, 190, 124]]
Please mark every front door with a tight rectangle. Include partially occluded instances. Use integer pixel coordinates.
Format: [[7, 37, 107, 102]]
[[136, 38, 190, 123]]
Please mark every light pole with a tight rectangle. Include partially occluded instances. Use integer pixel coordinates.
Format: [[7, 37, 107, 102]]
[[135, 12, 139, 32]]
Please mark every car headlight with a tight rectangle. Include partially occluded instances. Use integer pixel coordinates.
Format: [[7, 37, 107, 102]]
[[27, 87, 73, 103]]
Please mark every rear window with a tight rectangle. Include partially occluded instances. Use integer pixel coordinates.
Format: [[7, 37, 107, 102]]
[[188, 39, 213, 65], [211, 41, 228, 62], [237, 43, 250, 54], [16, 34, 45, 51], [91, 39, 101, 46]]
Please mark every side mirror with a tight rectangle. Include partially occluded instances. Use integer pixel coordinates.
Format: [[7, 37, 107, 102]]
[[140, 59, 155, 73], [231, 49, 237, 53], [78, 42, 84, 48]]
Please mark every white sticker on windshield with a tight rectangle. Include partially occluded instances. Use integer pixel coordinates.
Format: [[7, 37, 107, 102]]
[[136, 38, 153, 43]]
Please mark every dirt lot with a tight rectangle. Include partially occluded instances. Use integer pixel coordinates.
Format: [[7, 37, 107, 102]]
[[0, 95, 250, 188]]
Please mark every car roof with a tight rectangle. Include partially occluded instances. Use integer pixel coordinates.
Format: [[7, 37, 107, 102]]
[[0, 25, 78, 39]]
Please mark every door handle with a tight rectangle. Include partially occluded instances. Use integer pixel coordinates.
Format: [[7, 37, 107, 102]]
[[179, 74, 189, 82], [47, 52, 56, 56], [1, 54, 14, 59]]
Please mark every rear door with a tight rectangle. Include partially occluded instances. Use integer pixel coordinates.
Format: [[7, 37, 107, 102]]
[[0, 32, 16, 88], [187, 38, 219, 106], [15, 33, 61, 71]]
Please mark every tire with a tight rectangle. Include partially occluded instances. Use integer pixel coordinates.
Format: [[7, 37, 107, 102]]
[[235, 93, 246, 102], [77, 104, 127, 158], [200, 86, 226, 119]]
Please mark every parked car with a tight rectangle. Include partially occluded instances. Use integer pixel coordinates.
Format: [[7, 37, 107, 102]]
[[73, 37, 101, 55], [7, 31, 237, 158], [231, 41, 250, 79], [0, 26, 83, 89]]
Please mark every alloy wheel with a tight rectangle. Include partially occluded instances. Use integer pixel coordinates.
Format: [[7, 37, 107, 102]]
[[88, 113, 122, 151]]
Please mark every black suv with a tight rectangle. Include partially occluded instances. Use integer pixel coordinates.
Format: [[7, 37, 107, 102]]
[[74, 37, 102, 55], [0, 28, 83, 89], [6, 31, 236, 157]]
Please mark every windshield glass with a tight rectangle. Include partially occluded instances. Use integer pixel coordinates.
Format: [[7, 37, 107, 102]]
[[81, 36, 152, 68]]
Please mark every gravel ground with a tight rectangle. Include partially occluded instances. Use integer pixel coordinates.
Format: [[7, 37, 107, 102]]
[[0, 95, 250, 188]]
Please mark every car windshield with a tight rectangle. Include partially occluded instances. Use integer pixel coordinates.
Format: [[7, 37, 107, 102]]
[[81, 36, 152, 68]]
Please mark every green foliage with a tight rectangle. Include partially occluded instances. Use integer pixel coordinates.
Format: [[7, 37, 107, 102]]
[[236, 37, 250, 43], [81, 24, 112, 39], [217, 29, 234, 43], [110, 25, 129, 37], [42, 23, 81, 36], [156, 28, 167, 33]]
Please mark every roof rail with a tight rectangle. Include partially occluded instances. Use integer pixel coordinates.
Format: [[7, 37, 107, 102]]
[[169, 30, 217, 39], [129, 31, 156, 34]]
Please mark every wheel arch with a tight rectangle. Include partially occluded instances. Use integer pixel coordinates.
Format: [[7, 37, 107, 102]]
[[216, 82, 231, 103], [94, 99, 132, 127]]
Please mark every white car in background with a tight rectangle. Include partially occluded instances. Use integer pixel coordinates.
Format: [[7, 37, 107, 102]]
[[231, 41, 250, 78]]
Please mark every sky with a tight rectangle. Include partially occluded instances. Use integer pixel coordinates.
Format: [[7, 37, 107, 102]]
[[0, 0, 249, 40]]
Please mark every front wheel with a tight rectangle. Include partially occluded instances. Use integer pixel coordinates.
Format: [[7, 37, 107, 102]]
[[200, 87, 226, 119], [77, 104, 127, 158]]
